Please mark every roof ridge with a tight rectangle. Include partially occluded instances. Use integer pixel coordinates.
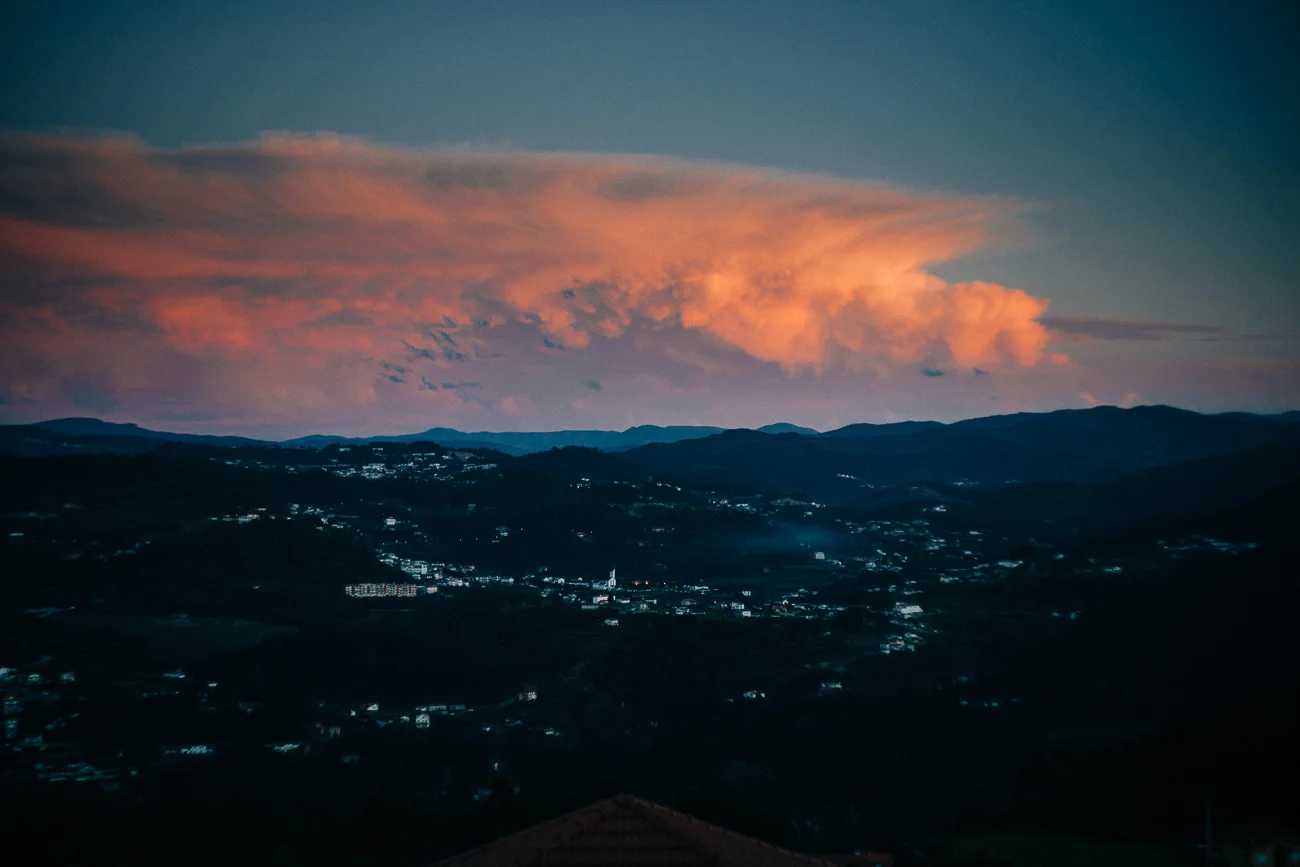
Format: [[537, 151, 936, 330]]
[[432, 793, 842, 866], [625, 795, 840, 866], [432, 794, 658, 865]]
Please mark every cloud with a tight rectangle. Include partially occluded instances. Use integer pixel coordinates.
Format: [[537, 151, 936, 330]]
[[1042, 316, 1226, 341], [586, 380, 603, 391], [402, 340, 438, 361], [0, 131, 1058, 427], [921, 367, 945, 377], [972, 367, 989, 375], [1190, 332, 1299, 343], [441, 381, 482, 389], [418, 376, 438, 391], [309, 309, 375, 327]]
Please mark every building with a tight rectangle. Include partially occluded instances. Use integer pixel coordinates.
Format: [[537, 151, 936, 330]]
[[345, 583, 425, 597], [433, 794, 879, 866]]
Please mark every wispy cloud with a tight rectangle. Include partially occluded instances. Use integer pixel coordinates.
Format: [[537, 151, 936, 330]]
[[585, 380, 603, 391], [1042, 316, 1226, 341], [1190, 332, 1298, 343], [921, 367, 945, 377]]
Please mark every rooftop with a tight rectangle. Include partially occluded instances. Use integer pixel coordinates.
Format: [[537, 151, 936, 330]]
[[433, 793, 849, 866]]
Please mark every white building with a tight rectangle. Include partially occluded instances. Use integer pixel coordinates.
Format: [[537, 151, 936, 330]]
[[346, 584, 423, 597]]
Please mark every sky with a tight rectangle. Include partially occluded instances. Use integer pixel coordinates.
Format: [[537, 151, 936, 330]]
[[1, 0, 1296, 436]]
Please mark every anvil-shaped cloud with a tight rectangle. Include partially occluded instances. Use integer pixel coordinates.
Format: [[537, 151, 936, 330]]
[[0, 132, 1054, 429]]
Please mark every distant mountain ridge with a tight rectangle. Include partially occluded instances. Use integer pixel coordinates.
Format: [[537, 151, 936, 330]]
[[1, 406, 1296, 461], [614, 405, 1300, 504], [18, 417, 268, 447], [281, 424, 730, 454]]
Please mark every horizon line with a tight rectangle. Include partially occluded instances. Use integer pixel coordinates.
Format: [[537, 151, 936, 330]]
[[8, 403, 1299, 444]]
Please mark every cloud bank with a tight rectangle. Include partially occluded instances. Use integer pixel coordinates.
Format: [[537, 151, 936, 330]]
[[0, 132, 1055, 429]]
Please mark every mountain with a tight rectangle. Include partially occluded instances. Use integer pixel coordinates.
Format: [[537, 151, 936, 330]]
[[756, 422, 820, 435], [511, 446, 650, 484], [618, 406, 1300, 504], [29, 417, 266, 446], [819, 420, 944, 438], [0, 420, 268, 457], [282, 424, 725, 453], [953, 438, 1300, 533], [0, 426, 174, 458], [7, 406, 1298, 465], [944, 404, 1300, 470]]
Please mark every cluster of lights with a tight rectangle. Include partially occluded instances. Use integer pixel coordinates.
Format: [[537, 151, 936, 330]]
[[344, 584, 434, 598]]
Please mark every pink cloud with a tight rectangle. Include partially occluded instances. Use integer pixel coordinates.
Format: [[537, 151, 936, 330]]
[[0, 131, 1057, 430]]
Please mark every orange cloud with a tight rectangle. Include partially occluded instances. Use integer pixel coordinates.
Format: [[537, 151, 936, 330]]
[[0, 131, 1057, 428]]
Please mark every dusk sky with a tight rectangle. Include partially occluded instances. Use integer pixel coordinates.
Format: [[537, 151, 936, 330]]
[[1, 0, 1296, 436]]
